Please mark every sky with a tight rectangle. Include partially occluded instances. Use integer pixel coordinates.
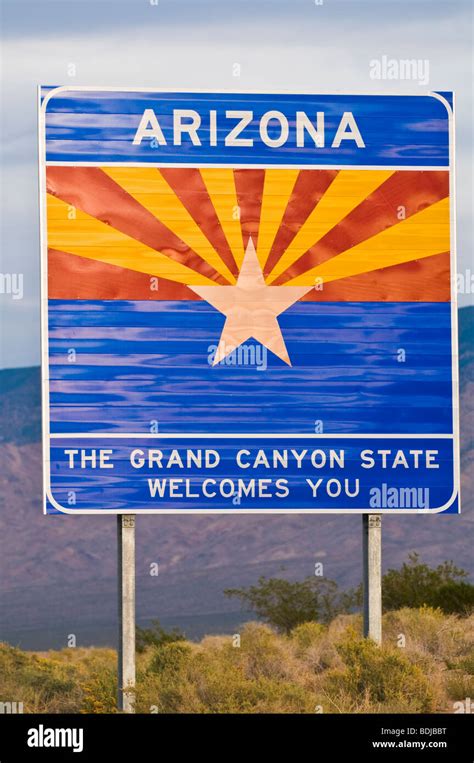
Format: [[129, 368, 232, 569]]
[[1, 0, 472, 368]]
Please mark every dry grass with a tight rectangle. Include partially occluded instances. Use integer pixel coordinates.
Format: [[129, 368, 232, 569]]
[[1, 608, 472, 714]]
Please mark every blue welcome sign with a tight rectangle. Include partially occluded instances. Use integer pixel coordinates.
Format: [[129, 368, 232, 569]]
[[39, 87, 459, 513]]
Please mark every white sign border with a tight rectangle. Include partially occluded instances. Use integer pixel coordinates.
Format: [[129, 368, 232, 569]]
[[38, 86, 460, 515]]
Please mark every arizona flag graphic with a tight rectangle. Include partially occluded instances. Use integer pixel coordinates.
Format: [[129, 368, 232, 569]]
[[40, 88, 459, 514]]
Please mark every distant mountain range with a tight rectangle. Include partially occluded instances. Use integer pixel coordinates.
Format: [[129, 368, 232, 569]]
[[0, 307, 472, 649]]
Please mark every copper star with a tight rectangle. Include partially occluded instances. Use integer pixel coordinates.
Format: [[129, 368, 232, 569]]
[[189, 238, 311, 365]]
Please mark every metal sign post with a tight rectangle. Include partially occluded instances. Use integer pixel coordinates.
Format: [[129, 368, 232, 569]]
[[362, 514, 382, 645], [117, 515, 136, 713]]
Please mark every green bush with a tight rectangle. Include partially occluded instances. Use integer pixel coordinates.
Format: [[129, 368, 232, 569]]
[[136, 619, 185, 654], [382, 554, 474, 615], [224, 575, 356, 634], [430, 582, 474, 615]]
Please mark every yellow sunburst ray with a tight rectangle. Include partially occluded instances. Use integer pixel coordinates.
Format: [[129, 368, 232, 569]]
[[266, 170, 393, 283], [285, 197, 450, 286], [46, 194, 217, 286], [256, 169, 299, 269], [103, 167, 236, 284], [200, 168, 246, 269]]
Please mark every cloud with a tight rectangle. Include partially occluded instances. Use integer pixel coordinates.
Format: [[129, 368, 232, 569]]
[[2, 0, 468, 42]]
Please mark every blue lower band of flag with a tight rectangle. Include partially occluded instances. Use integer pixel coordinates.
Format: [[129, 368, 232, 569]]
[[47, 300, 454, 436]]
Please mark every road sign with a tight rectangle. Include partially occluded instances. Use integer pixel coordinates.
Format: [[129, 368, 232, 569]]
[[39, 87, 459, 514]]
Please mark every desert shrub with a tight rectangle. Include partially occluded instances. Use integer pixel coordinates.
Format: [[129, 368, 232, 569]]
[[137, 641, 195, 713], [384, 605, 448, 651], [236, 622, 295, 680], [383, 607, 474, 668], [0, 643, 81, 713], [45, 648, 117, 678], [323, 634, 435, 712], [80, 667, 117, 714], [136, 670, 197, 714], [306, 614, 364, 673], [190, 672, 315, 714], [137, 624, 317, 713], [453, 652, 474, 675], [444, 671, 474, 702], [291, 622, 325, 651], [148, 641, 192, 675], [182, 647, 315, 713]]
